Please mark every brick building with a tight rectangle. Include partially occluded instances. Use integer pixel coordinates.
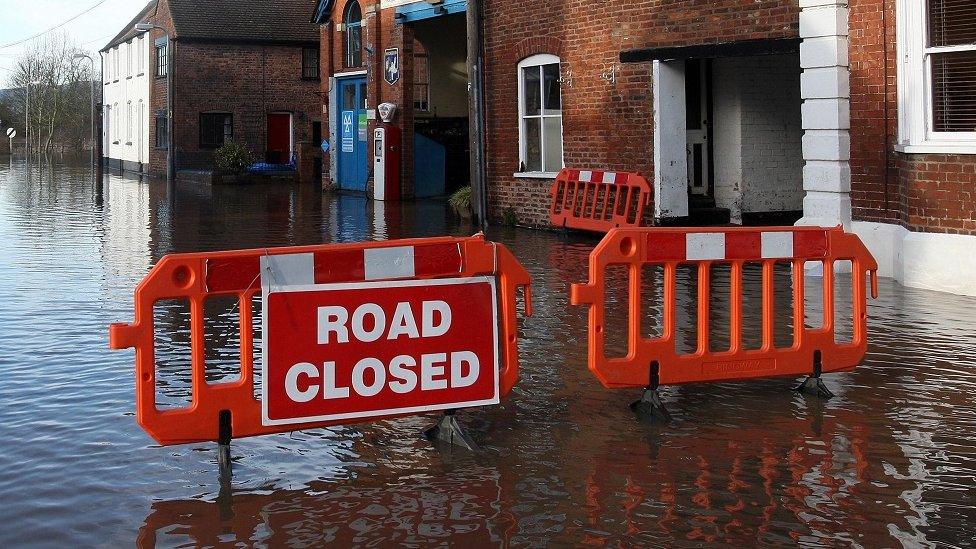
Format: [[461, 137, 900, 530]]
[[313, 0, 471, 199], [103, 0, 321, 176], [480, 0, 976, 295]]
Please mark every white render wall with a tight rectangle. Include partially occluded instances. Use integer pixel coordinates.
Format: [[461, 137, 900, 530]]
[[712, 54, 804, 222], [101, 33, 151, 170]]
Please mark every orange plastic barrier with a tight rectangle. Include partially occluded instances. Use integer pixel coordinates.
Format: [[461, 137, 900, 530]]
[[570, 226, 878, 388], [549, 168, 652, 233], [109, 234, 532, 445]]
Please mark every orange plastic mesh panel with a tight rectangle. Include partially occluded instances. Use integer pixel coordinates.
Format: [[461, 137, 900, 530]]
[[549, 168, 652, 233], [570, 226, 878, 388], [110, 234, 532, 445]]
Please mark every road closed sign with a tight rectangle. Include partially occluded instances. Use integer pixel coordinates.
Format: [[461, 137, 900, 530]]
[[261, 277, 499, 425]]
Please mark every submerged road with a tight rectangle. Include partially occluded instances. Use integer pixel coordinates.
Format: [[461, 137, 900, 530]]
[[1, 157, 975, 546]]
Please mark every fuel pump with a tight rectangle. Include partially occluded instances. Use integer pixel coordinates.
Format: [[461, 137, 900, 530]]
[[373, 102, 402, 201]]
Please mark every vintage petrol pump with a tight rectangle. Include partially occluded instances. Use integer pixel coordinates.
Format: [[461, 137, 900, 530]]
[[373, 102, 402, 201]]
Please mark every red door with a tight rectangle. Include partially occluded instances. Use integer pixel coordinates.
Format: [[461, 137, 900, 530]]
[[267, 113, 291, 164]]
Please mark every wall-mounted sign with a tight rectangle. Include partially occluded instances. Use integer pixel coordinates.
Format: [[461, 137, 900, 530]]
[[384, 48, 400, 86], [341, 111, 354, 153]]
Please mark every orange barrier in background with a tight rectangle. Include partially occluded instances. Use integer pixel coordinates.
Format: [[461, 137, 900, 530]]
[[549, 168, 652, 233], [570, 226, 878, 388], [109, 234, 532, 446]]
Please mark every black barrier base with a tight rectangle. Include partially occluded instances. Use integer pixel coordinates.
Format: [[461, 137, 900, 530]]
[[424, 410, 478, 451], [631, 388, 671, 422], [794, 376, 835, 399]]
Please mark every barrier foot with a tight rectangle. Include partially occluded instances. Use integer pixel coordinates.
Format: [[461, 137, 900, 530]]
[[424, 410, 478, 451], [794, 376, 835, 399], [630, 388, 671, 422], [217, 410, 232, 476]]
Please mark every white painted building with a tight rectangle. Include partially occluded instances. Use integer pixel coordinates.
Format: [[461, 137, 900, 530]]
[[101, 30, 151, 175]]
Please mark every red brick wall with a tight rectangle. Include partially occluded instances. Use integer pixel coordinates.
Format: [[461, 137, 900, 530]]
[[146, 0, 320, 175], [172, 42, 320, 170], [483, 0, 801, 227], [849, 0, 976, 235], [146, 0, 174, 175]]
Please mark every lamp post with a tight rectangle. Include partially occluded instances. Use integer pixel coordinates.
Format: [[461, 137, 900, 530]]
[[72, 53, 96, 174], [135, 23, 173, 183], [25, 79, 41, 157]]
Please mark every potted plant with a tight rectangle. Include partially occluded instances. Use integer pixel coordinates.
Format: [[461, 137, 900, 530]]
[[449, 185, 473, 219]]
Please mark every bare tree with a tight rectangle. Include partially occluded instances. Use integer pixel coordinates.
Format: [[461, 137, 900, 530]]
[[10, 33, 95, 155]]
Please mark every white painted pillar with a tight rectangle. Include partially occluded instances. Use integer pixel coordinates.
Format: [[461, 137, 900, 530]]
[[653, 60, 689, 219], [796, 0, 851, 229]]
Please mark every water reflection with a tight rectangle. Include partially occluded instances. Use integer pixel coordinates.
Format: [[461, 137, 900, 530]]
[[1, 157, 976, 546]]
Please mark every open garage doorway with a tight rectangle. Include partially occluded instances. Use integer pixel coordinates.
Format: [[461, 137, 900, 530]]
[[408, 13, 470, 199]]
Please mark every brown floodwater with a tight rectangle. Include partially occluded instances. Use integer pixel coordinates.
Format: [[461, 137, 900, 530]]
[[2, 158, 976, 547]]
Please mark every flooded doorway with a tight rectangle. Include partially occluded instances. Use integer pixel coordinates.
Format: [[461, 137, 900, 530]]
[[409, 12, 469, 198]]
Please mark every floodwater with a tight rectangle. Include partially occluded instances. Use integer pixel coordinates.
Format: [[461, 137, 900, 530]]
[[2, 158, 976, 547]]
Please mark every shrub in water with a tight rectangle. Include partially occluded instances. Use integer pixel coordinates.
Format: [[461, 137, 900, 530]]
[[213, 141, 253, 175]]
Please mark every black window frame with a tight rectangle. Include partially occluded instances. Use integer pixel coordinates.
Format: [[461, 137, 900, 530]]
[[302, 47, 320, 79], [154, 114, 168, 149], [155, 42, 168, 78], [199, 112, 233, 149]]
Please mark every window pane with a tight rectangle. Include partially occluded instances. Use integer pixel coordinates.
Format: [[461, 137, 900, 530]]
[[929, 0, 976, 47], [524, 117, 542, 172], [342, 84, 356, 110], [522, 66, 541, 116], [347, 26, 362, 67], [542, 63, 561, 113], [931, 50, 976, 132], [543, 116, 563, 172]]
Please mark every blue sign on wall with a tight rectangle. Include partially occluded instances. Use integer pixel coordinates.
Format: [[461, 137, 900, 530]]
[[341, 110, 354, 153], [384, 48, 399, 86]]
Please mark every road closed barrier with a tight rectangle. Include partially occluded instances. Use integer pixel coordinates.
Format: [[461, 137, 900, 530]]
[[109, 234, 531, 447], [549, 168, 652, 233], [570, 226, 878, 402]]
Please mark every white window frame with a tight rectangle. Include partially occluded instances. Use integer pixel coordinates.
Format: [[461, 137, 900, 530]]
[[515, 53, 564, 178], [126, 101, 133, 143], [896, 0, 976, 154]]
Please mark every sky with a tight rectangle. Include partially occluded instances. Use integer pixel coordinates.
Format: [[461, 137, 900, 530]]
[[0, 0, 148, 87]]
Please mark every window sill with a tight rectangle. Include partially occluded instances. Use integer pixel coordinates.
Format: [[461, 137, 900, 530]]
[[302, 76, 321, 81], [513, 171, 558, 180], [895, 142, 976, 155]]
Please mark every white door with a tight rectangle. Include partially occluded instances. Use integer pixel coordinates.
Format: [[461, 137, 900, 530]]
[[686, 59, 710, 197]]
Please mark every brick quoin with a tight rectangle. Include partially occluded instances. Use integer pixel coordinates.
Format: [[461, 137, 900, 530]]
[[849, 0, 976, 236], [482, 0, 801, 228]]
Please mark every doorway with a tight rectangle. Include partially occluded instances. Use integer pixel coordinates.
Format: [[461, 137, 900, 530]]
[[267, 113, 292, 164], [336, 76, 368, 192], [685, 58, 713, 202]]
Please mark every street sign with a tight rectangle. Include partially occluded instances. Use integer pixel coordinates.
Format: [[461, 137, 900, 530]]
[[261, 276, 500, 426], [5, 128, 15, 138]]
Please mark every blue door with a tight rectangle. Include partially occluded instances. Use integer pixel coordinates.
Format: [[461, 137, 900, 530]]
[[337, 77, 368, 192]]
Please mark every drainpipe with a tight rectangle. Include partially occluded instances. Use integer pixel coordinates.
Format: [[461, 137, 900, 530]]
[[466, 0, 487, 227]]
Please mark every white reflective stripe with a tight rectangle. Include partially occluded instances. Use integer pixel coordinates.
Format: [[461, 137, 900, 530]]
[[761, 232, 793, 259], [686, 233, 725, 260], [364, 246, 415, 280], [579, 170, 592, 182], [602, 171, 616, 184], [261, 253, 314, 289]]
